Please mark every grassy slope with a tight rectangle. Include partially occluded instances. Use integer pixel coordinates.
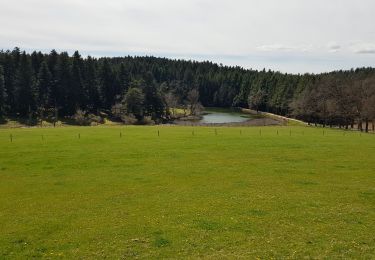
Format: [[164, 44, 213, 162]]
[[0, 126, 374, 259]]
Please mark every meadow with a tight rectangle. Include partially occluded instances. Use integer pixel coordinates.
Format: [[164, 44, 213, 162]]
[[0, 126, 374, 259]]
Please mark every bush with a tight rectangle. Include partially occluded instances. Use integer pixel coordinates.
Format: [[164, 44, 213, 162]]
[[111, 103, 125, 120], [140, 116, 155, 125], [87, 113, 104, 126], [73, 109, 87, 125], [73, 109, 104, 126], [121, 114, 138, 125]]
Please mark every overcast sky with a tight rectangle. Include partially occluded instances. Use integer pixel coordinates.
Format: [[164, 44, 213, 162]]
[[0, 0, 374, 73]]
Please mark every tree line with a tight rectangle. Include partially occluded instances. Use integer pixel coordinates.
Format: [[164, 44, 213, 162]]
[[0, 47, 374, 130], [291, 71, 375, 132]]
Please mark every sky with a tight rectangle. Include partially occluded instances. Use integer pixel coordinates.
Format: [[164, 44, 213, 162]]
[[0, 0, 375, 73]]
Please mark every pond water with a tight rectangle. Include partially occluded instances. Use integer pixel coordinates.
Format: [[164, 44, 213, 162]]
[[199, 109, 250, 124]]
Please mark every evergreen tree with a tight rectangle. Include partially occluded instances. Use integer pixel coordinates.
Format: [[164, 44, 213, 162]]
[[141, 74, 166, 120], [14, 52, 36, 116], [47, 49, 59, 109], [55, 52, 71, 116], [118, 62, 131, 94], [0, 65, 7, 117], [85, 56, 101, 112], [2, 51, 16, 113], [70, 51, 86, 112], [31, 51, 44, 74], [11, 47, 21, 68], [35, 61, 52, 110], [48, 50, 59, 76], [124, 87, 145, 121], [99, 59, 115, 109]]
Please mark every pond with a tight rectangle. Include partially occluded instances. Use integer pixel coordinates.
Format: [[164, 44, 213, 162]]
[[199, 108, 250, 124]]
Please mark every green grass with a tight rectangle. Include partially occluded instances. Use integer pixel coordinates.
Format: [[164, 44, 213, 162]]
[[0, 126, 374, 258]]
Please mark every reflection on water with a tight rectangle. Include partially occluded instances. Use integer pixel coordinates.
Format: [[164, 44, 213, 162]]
[[200, 110, 249, 124]]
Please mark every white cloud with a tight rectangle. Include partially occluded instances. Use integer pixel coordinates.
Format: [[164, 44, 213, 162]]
[[257, 44, 294, 52], [0, 0, 375, 72], [327, 42, 341, 53], [257, 44, 313, 53], [351, 43, 375, 54]]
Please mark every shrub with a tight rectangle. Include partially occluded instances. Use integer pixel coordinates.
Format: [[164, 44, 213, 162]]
[[73, 109, 104, 126], [140, 116, 155, 125], [73, 110, 88, 125], [121, 114, 138, 125], [87, 113, 104, 125]]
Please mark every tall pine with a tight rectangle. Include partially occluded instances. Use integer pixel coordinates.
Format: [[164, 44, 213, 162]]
[[99, 59, 115, 109], [3, 51, 16, 113], [15, 52, 36, 117], [0, 65, 7, 117], [55, 52, 71, 116], [85, 56, 101, 112], [70, 51, 86, 112], [142, 73, 165, 120], [47, 50, 59, 110], [119, 62, 131, 95], [35, 61, 52, 110]]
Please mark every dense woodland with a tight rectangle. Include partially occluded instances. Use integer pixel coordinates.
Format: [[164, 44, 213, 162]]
[[0, 48, 374, 131]]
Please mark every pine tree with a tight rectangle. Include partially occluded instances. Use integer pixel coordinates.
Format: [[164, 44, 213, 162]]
[[48, 50, 59, 76], [124, 87, 144, 121], [99, 59, 115, 109], [31, 51, 44, 74], [55, 52, 72, 116], [119, 62, 131, 94], [35, 61, 52, 110], [0, 65, 7, 117], [85, 56, 101, 112], [70, 51, 86, 112], [47, 49, 59, 110], [2, 51, 16, 113], [141, 75, 166, 120], [14, 52, 37, 117], [11, 47, 21, 68]]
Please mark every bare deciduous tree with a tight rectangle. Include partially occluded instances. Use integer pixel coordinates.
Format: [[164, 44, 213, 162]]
[[248, 89, 266, 113], [187, 89, 202, 116], [164, 92, 178, 118]]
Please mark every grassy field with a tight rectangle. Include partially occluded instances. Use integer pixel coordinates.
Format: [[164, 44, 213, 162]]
[[0, 126, 374, 259]]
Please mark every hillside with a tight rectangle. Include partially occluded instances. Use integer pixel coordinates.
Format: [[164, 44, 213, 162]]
[[0, 48, 374, 130]]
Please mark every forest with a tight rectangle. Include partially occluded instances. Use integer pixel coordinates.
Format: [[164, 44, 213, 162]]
[[0, 48, 374, 131]]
